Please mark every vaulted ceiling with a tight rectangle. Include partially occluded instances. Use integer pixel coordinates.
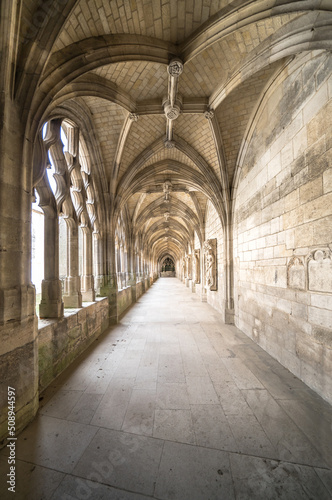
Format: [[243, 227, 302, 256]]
[[18, 0, 332, 263]]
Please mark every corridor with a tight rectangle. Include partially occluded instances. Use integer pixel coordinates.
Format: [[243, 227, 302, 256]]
[[1, 278, 331, 500]]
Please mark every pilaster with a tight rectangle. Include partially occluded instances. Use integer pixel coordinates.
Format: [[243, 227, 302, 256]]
[[128, 273, 137, 303], [39, 279, 64, 318], [100, 274, 118, 325]]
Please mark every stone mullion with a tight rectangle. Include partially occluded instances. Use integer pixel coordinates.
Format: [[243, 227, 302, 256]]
[[39, 202, 64, 318], [81, 225, 95, 302], [224, 220, 234, 324], [127, 239, 137, 302], [63, 219, 82, 308], [100, 215, 118, 324], [93, 231, 103, 294]]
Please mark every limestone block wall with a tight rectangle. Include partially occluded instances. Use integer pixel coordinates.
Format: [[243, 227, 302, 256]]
[[118, 287, 133, 317], [136, 281, 144, 300], [205, 200, 225, 317], [38, 298, 109, 392], [234, 52, 332, 403]]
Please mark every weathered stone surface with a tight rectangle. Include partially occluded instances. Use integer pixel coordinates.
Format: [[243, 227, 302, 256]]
[[308, 250, 332, 293], [1, 2, 332, 449], [204, 238, 217, 291], [234, 52, 332, 404], [287, 256, 306, 290]]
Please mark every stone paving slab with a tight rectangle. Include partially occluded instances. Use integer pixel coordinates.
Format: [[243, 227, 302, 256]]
[[0, 279, 331, 500]]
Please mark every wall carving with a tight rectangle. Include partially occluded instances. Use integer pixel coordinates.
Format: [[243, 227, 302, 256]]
[[184, 255, 188, 278], [287, 257, 305, 290], [287, 248, 332, 293], [193, 250, 200, 284], [204, 239, 217, 291], [308, 249, 332, 293], [188, 254, 192, 280]]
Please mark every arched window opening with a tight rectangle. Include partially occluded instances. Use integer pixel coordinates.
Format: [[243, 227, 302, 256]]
[[79, 225, 84, 278], [46, 150, 57, 195], [35, 118, 100, 314], [59, 216, 67, 293], [31, 190, 44, 314], [60, 126, 68, 152]]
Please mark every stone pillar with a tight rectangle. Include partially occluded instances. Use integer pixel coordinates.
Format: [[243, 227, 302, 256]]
[[63, 219, 82, 308], [185, 256, 190, 287], [99, 217, 118, 324], [81, 226, 95, 302], [93, 231, 103, 295], [0, 1, 39, 441], [39, 200, 64, 318], [127, 243, 137, 302], [225, 223, 235, 324], [99, 273, 118, 324], [201, 253, 207, 302]]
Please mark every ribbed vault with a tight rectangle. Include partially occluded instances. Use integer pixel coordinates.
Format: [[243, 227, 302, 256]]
[[18, 0, 332, 285]]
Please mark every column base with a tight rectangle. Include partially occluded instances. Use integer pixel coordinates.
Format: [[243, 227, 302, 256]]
[[63, 293, 82, 308], [39, 300, 64, 318], [81, 276, 95, 303], [225, 308, 235, 325], [82, 289, 95, 302], [100, 275, 118, 325]]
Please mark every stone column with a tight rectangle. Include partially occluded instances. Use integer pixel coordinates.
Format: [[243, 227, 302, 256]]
[[93, 231, 103, 295], [185, 256, 190, 287], [39, 198, 64, 318], [81, 226, 95, 302], [224, 222, 235, 324], [0, 0, 38, 441], [127, 241, 137, 302], [63, 219, 82, 308], [99, 216, 118, 324], [201, 251, 207, 302]]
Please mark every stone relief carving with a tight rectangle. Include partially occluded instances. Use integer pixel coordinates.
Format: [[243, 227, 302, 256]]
[[287, 248, 332, 293], [163, 181, 172, 203], [167, 58, 184, 77], [184, 255, 188, 278], [287, 256, 305, 290], [308, 249, 332, 293], [194, 249, 200, 284], [203, 239, 217, 291], [164, 101, 181, 120], [204, 108, 214, 120], [129, 113, 139, 122], [188, 254, 192, 280], [164, 140, 176, 149]]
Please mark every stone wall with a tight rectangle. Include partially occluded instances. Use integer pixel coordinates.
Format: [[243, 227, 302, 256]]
[[38, 276, 156, 393], [205, 200, 225, 318], [161, 271, 175, 277], [118, 286, 133, 317], [234, 52, 332, 403], [136, 281, 144, 300], [38, 298, 109, 392]]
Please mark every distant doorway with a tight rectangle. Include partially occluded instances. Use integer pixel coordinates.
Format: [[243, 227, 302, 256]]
[[161, 257, 175, 277]]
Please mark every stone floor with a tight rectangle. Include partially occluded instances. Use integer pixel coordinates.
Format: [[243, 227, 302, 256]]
[[1, 278, 332, 500]]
